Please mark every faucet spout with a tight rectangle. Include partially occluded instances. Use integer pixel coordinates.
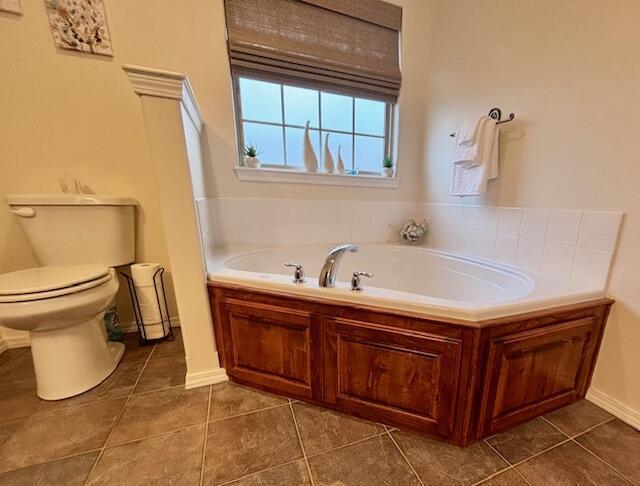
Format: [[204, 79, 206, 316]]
[[319, 244, 359, 288]]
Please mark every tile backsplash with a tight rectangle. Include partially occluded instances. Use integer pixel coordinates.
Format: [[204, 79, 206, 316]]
[[196, 198, 623, 287]]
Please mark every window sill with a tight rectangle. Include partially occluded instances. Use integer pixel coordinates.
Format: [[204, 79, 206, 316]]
[[234, 167, 400, 188]]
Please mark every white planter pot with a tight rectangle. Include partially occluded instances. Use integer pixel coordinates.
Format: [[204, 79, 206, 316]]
[[244, 156, 261, 168], [382, 167, 394, 177]]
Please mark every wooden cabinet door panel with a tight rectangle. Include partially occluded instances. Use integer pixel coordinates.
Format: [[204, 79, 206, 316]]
[[220, 298, 321, 400], [479, 317, 598, 435], [325, 318, 463, 438]]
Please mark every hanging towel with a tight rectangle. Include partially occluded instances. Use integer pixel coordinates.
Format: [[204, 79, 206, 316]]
[[452, 116, 490, 167], [457, 116, 488, 147], [450, 120, 499, 196]]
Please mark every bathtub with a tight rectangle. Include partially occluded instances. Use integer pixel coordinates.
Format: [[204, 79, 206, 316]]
[[206, 244, 607, 322]]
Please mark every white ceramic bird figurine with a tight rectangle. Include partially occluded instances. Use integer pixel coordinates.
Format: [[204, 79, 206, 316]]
[[303, 120, 318, 173], [323, 133, 335, 174]]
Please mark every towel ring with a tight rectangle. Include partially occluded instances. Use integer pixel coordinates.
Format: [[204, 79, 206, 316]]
[[450, 108, 515, 137]]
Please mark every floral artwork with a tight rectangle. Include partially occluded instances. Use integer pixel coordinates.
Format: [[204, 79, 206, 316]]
[[0, 0, 23, 15], [46, 0, 113, 56]]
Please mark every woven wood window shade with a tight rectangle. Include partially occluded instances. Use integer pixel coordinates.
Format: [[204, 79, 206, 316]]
[[224, 0, 402, 101]]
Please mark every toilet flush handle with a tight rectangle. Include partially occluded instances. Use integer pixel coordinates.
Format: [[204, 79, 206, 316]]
[[10, 207, 35, 218]]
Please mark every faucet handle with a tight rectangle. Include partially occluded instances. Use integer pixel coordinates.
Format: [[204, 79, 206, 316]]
[[351, 271, 374, 291], [284, 263, 306, 284]]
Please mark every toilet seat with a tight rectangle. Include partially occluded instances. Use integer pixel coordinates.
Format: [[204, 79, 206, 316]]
[[0, 265, 112, 304]]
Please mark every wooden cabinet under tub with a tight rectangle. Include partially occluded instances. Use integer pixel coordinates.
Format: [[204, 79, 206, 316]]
[[208, 283, 612, 446]]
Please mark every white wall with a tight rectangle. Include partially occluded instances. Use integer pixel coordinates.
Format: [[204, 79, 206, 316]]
[[420, 0, 640, 421]]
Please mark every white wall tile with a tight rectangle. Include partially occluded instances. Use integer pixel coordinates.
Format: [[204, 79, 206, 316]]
[[388, 202, 417, 226], [541, 243, 576, 278], [429, 204, 462, 227], [493, 235, 518, 264], [516, 238, 544, 271], [520, 208, 550, 241], [547, 209, 582, 245], [477, 206, 499, 233], [350, 201, 372, 222], [572, 247, 613, 287], [370, 202, 389, 223], [461, 206, 479, 230], [578, 211, 623, 252], [466, 230, 495, 258], [497, 207, 522, 237]]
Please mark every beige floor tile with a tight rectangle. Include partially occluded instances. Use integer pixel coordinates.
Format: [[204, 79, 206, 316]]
[[0, 397, 125, 473], [0, 452, 99, 486], [516, 440, 629, 485], [576, 418, 640, 483], [486, 417, 567, 464], [209, 460, 312, 486], [392, 430, 507, 485], [108, 386, 209, 445], [208, 382, 288, 421], [119, 333, 154, 364], [151, 329, 185, 358], [203, 405, 302, 485], [134, 354, 186, 393], [309, 434, 420, 486], [479, 469, 528, 485], [36, 360, 145, 412], [0, 379, 41, 421], [87, 425, 204, 485], [293, 402, 384, 456], [0, 348, 35, 385], [544, 400, 613, 436]]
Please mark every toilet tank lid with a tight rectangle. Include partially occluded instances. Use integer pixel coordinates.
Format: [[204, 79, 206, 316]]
[[6, 194, 137, 206]]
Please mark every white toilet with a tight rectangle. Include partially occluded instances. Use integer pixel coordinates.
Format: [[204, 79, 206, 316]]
[[0, 194, 137, 400]]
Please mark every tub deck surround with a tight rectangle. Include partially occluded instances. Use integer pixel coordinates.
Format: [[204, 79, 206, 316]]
[[206, 245, 614, 446], [208, 282, 612, 447]]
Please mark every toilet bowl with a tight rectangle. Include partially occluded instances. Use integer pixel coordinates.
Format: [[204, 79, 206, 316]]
[[0, 265, 125, 400]]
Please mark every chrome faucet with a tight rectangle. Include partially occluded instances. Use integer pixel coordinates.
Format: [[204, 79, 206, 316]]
[[319, 244, 359, 288]]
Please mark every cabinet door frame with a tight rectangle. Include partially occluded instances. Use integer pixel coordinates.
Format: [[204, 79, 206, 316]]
[[324, 317, 464, 438], [217, 296, 324, 401], [478, 317, 600, 436]]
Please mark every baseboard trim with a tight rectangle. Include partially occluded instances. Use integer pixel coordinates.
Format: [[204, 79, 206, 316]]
[[185, 367, 229, 390], [3, 334, 30, 349], [587, 387, 640, 430]]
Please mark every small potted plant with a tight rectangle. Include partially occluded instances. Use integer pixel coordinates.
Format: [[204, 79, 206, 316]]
[[243, 144, 261, 168], [381, 156, 394, 177]]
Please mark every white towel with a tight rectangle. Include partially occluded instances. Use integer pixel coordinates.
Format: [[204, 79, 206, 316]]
[[457, 116, 487, 147], [452, 116, 490, 167], [450, 120, 499, 196]]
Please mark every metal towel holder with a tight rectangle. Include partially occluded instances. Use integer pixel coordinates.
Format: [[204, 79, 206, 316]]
[[450, 108, 515, 137]]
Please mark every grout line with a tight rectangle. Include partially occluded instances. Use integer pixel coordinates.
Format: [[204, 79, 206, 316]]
[[509, 437, 573, 469], [199, 385, 213, 486], [289, 401, 315, 486], [0, 448, 104, 476], [385, 430, 425, 486], [304, 430, 389, 460], [482, 440, 533, 486], [83, 343, 157, 485], [570, 436, 637, 485], [207, 402, 291, 424], [564, 416, 616, 440], [539, 415, 572, 439], [214, 458, 305, 486]]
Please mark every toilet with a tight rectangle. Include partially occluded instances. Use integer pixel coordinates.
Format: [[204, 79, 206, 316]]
[[0, 194, 137, 400]]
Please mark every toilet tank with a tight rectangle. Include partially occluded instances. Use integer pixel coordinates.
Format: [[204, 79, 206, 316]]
[[6, 194, 137, 267]]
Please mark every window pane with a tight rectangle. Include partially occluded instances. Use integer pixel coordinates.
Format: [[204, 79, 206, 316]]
[[243, 122, 284, 164], [355, 136, 384, 172], [239, 78, 282, 123], [321, 92, 352, 132], [321, 131, 353, 171], [355, 98, 386, 136], [285, 127, 320, 168], [284, 86, 319, 128]]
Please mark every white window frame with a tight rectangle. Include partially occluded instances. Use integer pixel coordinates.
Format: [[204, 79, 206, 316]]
[[231, 74, 397, 183]]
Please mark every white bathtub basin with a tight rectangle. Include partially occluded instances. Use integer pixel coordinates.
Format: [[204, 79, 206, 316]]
[[207, 244, 606, 323]]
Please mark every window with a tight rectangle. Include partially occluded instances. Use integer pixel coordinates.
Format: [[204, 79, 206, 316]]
[[235, 76, 392, 174]]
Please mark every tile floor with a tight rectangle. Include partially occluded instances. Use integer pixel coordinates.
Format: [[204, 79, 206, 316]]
[[1, 332, 639, 485]]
